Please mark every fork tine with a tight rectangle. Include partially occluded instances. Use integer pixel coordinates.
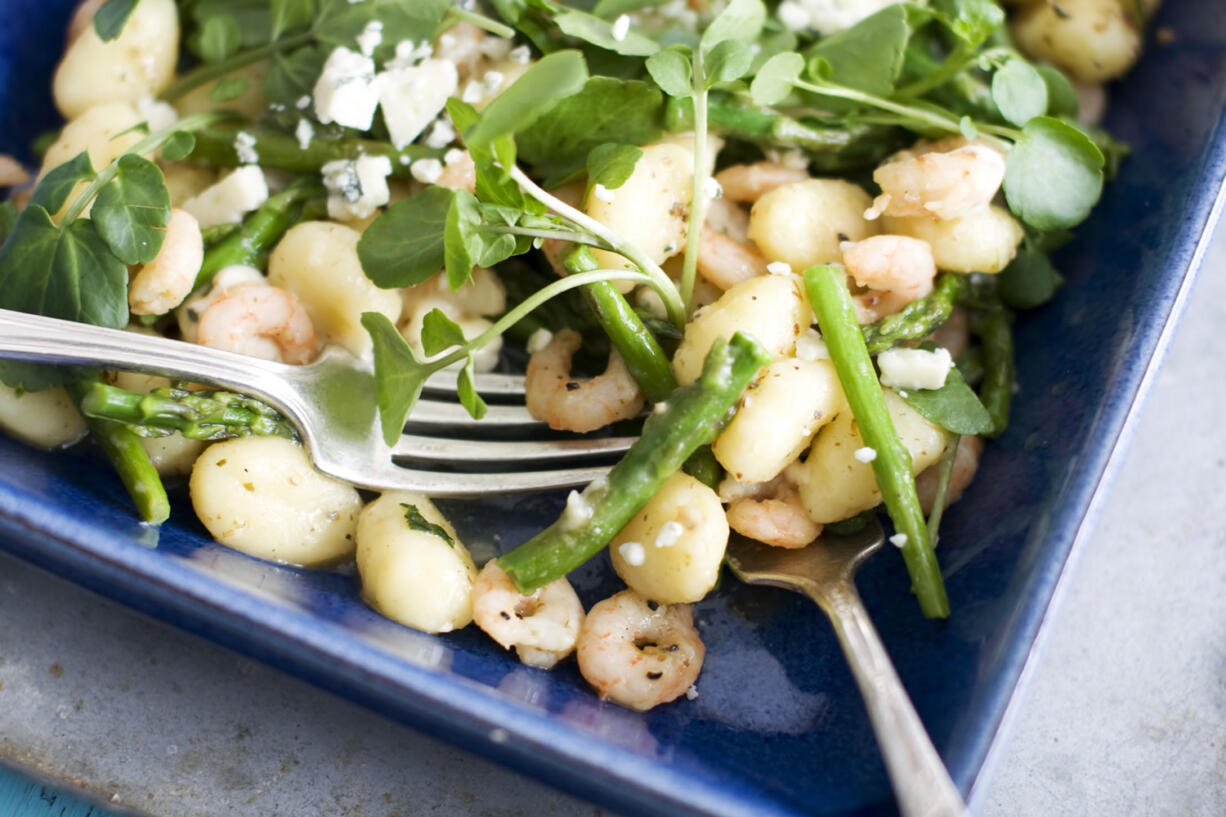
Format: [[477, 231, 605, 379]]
[[358, 462, 611, 496], [392, 433, 635, 464], [423, 370, 525, 397], [408, 397, 542, 427]]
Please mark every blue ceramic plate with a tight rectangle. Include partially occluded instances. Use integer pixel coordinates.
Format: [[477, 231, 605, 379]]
[[2, 4, 1224, 816]]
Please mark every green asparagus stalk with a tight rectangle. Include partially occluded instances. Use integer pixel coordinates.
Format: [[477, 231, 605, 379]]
[[499, 333, 770, 593], [196, 178, 322, 289], [925, 434, 961, 544], [562, 247, 677, 403], [79, 383, 297, 441], [189, 126, 441, 179], [973, 308, 1015, 437], [69, 381, 170, 525], [862, 272, 963, 354], [803, 264, 950, 619]]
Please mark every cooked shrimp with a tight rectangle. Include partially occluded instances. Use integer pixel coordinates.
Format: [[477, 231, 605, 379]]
[[473, 560, 584, 670], [436, 150, 476, 194], [697, 228, 770, 290], [715, 161, 810, 204], [196, 284, 318, 364], [916, 436, 984, 516], [128, 208, 203, 316], [870, 142, 1005, 221], [0, 154, 30, 188], [726, 483, 822, 549], [576, 589, 704, 711], [525, 329, 645, 433], [844, 234, 937, 322]]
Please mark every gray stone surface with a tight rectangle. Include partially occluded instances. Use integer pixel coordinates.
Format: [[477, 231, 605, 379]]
[[1, 226, 1224, 817]]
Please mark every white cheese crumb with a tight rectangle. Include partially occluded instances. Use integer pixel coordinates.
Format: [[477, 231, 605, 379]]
[[356, 19, 383, 58], [765, 147, 810, 171], [618, 541, 646, 566], [321, 155, 392, 221], [444, 147, 466, 166], [889, 533, 908, 548], [685, 685, 699, 700], [877, 347, 954, 391], [233, 131, 258, 165], [704, 176, 723, 200], [181, 166, 269, 229], [526, 328, 553, 355], [780, 0, 903, 34], [410, 158, 444, 185], [854, 446, 877, 463], [480, 37, 512, 61], [377, 58, 459, 149], [295, 118, 314, 151], [611, 14, 631, 41], [313, 47, 379, 131], [137, 97, 177, 132], [794, 329, 829, 361], [424, 118, 456, 149], [461, 80, 484, 105], [777, 0, 810, 31], [295, 94, 311, 110], [655, 520, 684, 548], [509, 44, 532, 65], [561, 490, 593, 530], [766, 261, 793, 277], [482, 70, 505, 95], [592, 183, 616, 204]]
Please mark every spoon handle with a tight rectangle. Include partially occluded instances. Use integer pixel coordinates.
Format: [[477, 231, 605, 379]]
[[821, 582, 972, 817]]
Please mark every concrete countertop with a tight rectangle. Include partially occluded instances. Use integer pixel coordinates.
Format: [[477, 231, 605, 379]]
[[1, 225, 1224, 817]]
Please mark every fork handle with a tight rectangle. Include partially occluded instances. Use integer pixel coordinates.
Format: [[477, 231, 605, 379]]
[[822, 582, 973, 817], [0, 308, 292, 404]]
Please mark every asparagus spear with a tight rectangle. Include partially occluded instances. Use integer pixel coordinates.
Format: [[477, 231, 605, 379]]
[[79, 382, 297, 441], [803, 264, 950, 619], [189, 126, 441, 179], [973, 307, 1015, 437], [499, 332, 769, 593], [862, 272, 963, 354]]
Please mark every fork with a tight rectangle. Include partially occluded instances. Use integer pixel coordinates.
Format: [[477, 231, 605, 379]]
[[725, 523, 972, 817], [0, 308, 633, 495]]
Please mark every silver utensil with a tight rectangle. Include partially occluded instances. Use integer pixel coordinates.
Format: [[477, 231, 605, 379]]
[[0, 308, 630, 495], [725, 522, 972, 817]]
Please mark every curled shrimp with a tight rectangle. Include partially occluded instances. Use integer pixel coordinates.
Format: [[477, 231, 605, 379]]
[[576, 589, 704, 711], [917, 436, 984, 516], [870, 142, 1005, 221], [473, 560, 585, 670], [714, 162, 810, 204], [436, 150, 476, 194], [843, 235, 937, 322], [196, 284, 318, 365], [128, 208, 203, 316], [525, 329, 645, 433], [726, 483, 822, 549], [697, 228, 769, 290]]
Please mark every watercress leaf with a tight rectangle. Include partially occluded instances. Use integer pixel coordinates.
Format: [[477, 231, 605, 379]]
[[361, 311, 428, 445], [190, 0, 272, 48], [586, 143, 642, 190], [477, 232, 518, 268], [593, 0, 665, 15], [646, 46, 693, 98], [447, 99, 525, 209], [420, 308, 468, 356], [457, 355, 488, 421], [270, 0, 314, 39], [198, 14, 243, 63], [997, 246, 1063, 309], [931, 0, 1005, 47], [161, 131, 197, 162], [93, 0, 139, 41], [28, 151, 94, 213], [444, 190, 481, 291], [991, 58, 1048, 127], [898, 367, 994, 436], [209, 75, 250, 103], [0, 207, 129, 328], [1036, 64, 1079, 119], [959, 115, 979, 141], [465, 50, 590, 147], [264, 46, 327, 106], [92, 154, 171, 265], [554, 9, 660, 57], [0, 201, 17, 245], [749, 51, 804, 106], [704, 39, 754, 88], [700, 0, 766, 53], [357, 186, 454, 288], [1004, 116, 1104, 230], [805, 4, 910, 96], [750, 28, 799, 74], [401, 503, 455, 546]]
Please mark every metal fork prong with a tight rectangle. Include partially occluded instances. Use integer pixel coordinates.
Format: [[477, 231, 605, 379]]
[[423, 370, 526, 397], [357, 463, 610, 496], [408, 398, 543, 428], [392, 433, 635, 464]]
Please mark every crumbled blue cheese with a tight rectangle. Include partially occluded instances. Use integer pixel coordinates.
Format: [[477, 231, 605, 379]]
[[767, 261, 793, 276], [181, 167, 269, 229], [877, 347, 954, 391], [233, 131, 258, 165], [444, 148, 466, 166], [655, 520, 684, 548], [321, 155, 392, 221], [295, 118, 314, 151], [410, 158, 444, 185], [889, 533, 908, 548], [377, 58, 458, 149], [853, 446, 877, 463], [592, 183, 616, 204], [480, 37, 513, 61], [137, 96, 177, 132], [778, 0, 905, 35], [355, 19, 383, 58], [704, 177, 723, 201], [611, 14, 631, 41], [794, 329, 829, 361], [526, 328, 553, 354], [561, 490, 593, 530], [314, 47, 379, 130], [777, 0, 811, 30], [684, 685, 699, 700], [424, 118, 456, 149], [509, 45, 532, 65], [295, 94, 311, 110], [618, 541, 646, 566]]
